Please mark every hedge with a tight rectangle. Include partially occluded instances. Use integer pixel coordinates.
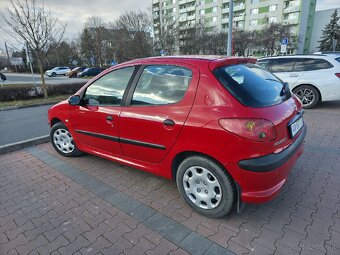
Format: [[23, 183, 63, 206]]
[[0, 82, 86, 102]]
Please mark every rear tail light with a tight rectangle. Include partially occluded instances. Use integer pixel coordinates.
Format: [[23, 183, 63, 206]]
[[218, 118, 277, 142], [335, 73, 340, 78]]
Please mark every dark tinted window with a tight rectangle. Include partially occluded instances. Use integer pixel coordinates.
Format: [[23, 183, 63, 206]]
[[131, 65, 192, 105], [294, 58, 332, 71], [84, 67, 134, 106], [270, 58, 294, 72], [335, 57, 340, 63], [214, 64, 289, 107]]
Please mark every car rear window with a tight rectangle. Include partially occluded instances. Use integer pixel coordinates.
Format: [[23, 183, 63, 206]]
[[214, 64, 289, 107]]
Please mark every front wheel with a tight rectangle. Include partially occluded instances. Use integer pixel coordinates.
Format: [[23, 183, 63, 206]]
[[176, 156, 235, 218], [293, 85, 320, 109], [51, 72, 57, 77], [50, 122, 81, 157]]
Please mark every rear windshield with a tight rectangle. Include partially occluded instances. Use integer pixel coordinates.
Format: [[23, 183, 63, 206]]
[[214, 64, 289, 107]]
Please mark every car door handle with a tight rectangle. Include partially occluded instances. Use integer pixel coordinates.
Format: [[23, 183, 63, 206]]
[[106, 116, 113, 121], [163, 119, 175, 126], [289, 74, 299, 77]]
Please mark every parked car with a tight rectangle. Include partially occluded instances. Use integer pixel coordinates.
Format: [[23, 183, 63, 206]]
[[48, 56, 306, 218], [77, 67, 103, 77], [66, 67, 86, 78], [257, 55, 340, 108], [45, 66, 71, 77]]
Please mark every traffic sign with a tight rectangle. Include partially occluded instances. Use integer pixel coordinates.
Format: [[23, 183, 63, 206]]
[[280, 44, 287, 54], [281, 38, 288, 45]]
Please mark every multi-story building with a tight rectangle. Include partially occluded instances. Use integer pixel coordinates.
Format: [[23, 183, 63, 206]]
[[152, 0, 316, 54]]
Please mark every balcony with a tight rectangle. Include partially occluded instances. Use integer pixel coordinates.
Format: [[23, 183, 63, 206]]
[[234, 15, 245, 21], [283, 18, 299, 25], [284, 5, 300, 13], [179, 0, 186, 5], [179, 16, 187, 22], [221, 18, 228, 24], [179, 8, 187, 13], [186, 0, 196, 3], [187, 6, 196, 12], [152, 0, 159, 3], [222, 8, 229, 14], [222, 0, 229, 3], [187, 14, 196, 20], [153, 7, 159, 11], [234, 5, 245, 11]]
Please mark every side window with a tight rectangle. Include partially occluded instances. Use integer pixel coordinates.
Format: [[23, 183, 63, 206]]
[[256, 60, 270, 69], [293, 58, 308, 71], [303, 58, 333, 71], [270, 58, 295, 72], [131, 65, 192, 106], [84, 67, 135, 106]]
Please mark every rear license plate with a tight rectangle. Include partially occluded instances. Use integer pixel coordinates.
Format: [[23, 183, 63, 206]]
[[289, 116, 304, 138]]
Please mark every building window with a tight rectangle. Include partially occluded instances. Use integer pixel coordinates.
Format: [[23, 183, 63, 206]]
[[212, 16, 217, 22], [213, 7, 217, 13], [269, 5, 277, 12], [268, 16, 277, 23], [200, 9, 205, 15], [173, 7, 176, 13], [250, 8, 258, 15], [172, 0, 176, 4], [200, 0, 205, 5], [249, 19, 258, 26], [251, 0, 259, 4]]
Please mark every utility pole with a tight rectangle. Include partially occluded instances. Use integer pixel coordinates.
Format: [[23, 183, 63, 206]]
[[227, 0, 234, 56], [4, 42, 11, 66]]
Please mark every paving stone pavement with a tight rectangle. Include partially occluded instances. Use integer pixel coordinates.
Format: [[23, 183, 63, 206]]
[[0, 107, 339, 255]]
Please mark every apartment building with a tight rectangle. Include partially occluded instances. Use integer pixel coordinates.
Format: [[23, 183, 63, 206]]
[[152, 0, 316, 54]]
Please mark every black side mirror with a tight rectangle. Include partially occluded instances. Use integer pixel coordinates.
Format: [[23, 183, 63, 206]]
[[68, 95, 81, 106]]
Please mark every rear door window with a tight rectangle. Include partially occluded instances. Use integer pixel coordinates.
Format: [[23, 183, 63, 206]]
[[301, 58, 333, 70], [270, 58, 295, 72], [214, 64, 289, 107], [131, 65, 192, 105]]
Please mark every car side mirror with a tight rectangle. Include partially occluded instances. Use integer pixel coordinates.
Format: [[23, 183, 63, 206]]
[[68, 95, 81, 106]]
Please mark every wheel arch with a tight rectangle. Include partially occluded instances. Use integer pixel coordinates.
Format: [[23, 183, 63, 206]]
[[292, 84, 322, 102], [50, 117, 62, 127]]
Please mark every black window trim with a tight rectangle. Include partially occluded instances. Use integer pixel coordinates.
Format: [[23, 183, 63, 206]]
[[124, 64, 193, 107], [81, 65, 141, 107]]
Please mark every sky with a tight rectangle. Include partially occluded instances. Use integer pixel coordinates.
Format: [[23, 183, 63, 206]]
[[0, 0, 339, 53]]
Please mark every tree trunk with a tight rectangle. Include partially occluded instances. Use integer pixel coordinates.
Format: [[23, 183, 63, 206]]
[[38, 58, 48, 98]]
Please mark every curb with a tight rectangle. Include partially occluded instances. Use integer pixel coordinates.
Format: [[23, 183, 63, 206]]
[[0, 102, 58, 111], [0, 135, 50, 155]]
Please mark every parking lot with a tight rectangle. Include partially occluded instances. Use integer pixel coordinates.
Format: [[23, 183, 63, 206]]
[[0, 102, 339, 255]]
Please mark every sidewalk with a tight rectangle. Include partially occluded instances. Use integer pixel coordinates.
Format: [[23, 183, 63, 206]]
[[0, 109, 339, 255]]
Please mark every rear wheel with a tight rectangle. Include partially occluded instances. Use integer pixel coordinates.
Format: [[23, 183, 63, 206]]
[[50, 122, 81, 157], [176, 156, 235, 218], [293, 85, 320, 109], [51, 72, 57, 77]]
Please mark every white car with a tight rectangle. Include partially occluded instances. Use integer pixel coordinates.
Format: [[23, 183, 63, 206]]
[[257, 55, 340, 108], [45, 66, 71, 77]]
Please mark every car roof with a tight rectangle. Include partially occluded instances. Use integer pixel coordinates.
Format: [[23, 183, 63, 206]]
[[258, 54, 333, 60], [114, 55, 256, 71]]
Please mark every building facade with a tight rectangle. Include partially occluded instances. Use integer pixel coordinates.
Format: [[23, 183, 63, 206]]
[[152, 0, 316, 54]]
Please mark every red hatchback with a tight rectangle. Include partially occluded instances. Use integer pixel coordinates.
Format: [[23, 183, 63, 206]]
[[48, 56, 306, 218]]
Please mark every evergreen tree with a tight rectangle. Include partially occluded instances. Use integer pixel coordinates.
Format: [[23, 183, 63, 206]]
[[318, 10, 340, 51]]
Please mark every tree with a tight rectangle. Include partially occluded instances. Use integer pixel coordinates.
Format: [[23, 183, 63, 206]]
[[318, 10, 340, 51], [0, 0, 66, 98]]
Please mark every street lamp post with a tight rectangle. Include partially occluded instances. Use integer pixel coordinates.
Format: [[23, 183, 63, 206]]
[[227, 0, 234, 56]]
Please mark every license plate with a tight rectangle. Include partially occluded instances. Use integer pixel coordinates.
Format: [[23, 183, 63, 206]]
[[289, 116, 304, 138]]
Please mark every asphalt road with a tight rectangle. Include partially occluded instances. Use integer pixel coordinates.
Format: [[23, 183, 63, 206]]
[[0, 104, 51, 145], [3, 73, 88, 85]]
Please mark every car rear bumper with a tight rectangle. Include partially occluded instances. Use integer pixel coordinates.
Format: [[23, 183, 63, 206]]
[[225, 125, 306, 204]]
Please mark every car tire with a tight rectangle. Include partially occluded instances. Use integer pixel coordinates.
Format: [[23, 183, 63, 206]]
[[50, 122, 82, 157], [176, 156, 235, 218], [71, 73, 77, 78], [293, 85, 320, 109], [51, 72, 57, 77]]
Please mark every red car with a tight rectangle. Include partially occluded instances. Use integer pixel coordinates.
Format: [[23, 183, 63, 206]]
[[48, 56, 306, 218]]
